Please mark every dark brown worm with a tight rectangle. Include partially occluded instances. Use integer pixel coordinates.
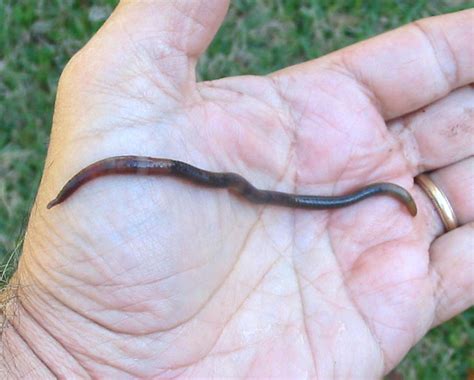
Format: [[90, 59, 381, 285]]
[[47, 155, 417, 216]]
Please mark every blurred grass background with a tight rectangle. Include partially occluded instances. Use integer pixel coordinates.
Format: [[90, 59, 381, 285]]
[[1, 0, 472, 378]]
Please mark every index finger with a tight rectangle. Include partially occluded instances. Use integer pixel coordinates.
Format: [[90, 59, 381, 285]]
[[272, 9, 474, 120]]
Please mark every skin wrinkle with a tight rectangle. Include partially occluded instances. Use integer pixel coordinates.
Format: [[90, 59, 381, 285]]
[[233, 109, 286, 159], [302, 91, 352, 142], [169, 2, 209, 58], [302, 291, 358, 321], [21, 265, 122, 336], [8, 300, 87, 377], [24, 241, 174, 340], [195, 81, 290, 157], [62, 240, 207, 331], [159, 368, 188, 379], [327, 223, 386, 375], [25, 228, 96, 290], [92, 61, 171, 106], [26, 244, 85, 297], [352, 272, 429, 299], [336, 51, 386, 118], [412, 21, 459, 91], [143, 211, 266, 334], [151, 100, 302, 372], [137, 326, 191, 363], [271, 77, 316, 197], [226, 75, 292, 134], [309, 72, 353, 117], [242, 319, 305, 378], [167, 256, 283, 375], [123, 64, 184, 106], [388, 118, 421, 176], [335, 16, 467, 121], [33, 209, 79, 249], [267, 76, 298, 135], [245, 324, 299, 378], [102, 114, 171, 135], [430, 224, 474, 319], [118, 5, 195, 92], [348, 236, 410, 274], [297, 119, 351, 186], [1, 295, 26, 376], [74, 351, 145, 379], [392, 89, 474, 176], [190, 104, 283, 179], [430, 252, 452, 328], [243, 350, 262, 379], [146, 255, 216, 286], [272, 74, 349, 189], [333, 202, 405, 256], [371, 312, 419, 333], [350, 266, 432, 369], [296, 217, 329, 253], [307, 265, 383, 375], [292, 194, 319, 376], [57, 217, 127, 284], [259, 221, 293, 257], [201, 331, 275, 361], [216, 76, 288, 113], [8, 323, 58, 378], [181, 102, 220, 163], [22, 286, 161, 378], [293, 260, 319, 377], [299, 265, 347, 302], [102, 204, 172, 255], [272, 67, 401, 377], [77, 90, 178, 131], [169, 1, 206, 52], [331, 141, 355, 195], [278, 76, 319, 376], [121, 37, 187, 100], [175, 122, 195, 166], [67, 173, 184, 251], [131, 34, 190, 74]]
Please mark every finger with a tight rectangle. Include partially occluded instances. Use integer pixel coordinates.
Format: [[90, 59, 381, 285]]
[[415, 158, 474, 238], [116, 0, 229, 59], [388, 85, 474, 174], [429, 223, 474, 326], [273, 9, 474, 120], [71, 0, 229, 85], [428, 158, 474, 226]]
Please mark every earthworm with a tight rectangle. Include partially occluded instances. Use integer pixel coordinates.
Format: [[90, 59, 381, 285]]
[[47, 155, 417, 216]]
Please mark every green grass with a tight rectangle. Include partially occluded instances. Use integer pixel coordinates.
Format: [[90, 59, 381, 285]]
[[1, 0, 472, 378]]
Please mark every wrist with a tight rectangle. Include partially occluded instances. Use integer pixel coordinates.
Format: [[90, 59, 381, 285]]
[[0, 273, 87, 378], [0, 279, 52, 378]]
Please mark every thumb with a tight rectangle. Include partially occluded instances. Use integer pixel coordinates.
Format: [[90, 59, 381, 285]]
[[71, 0, 230, 86], [111, 0, 229, 80], [116, 0, 229, 58], [44, 1, 230, 206]]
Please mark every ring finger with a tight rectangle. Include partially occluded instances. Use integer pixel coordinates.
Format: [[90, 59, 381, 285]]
[[414, 157, 474, 237], [418, 159, 474, 327]]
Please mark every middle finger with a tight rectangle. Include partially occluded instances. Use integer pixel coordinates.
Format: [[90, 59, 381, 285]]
[[388, 85, 473, 175]]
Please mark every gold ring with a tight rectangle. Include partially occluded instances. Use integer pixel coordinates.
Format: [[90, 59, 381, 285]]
[[415, 174, 458, 232]]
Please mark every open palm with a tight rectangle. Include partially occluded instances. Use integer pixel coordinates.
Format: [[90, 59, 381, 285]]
[[13, 2, 473, 378]]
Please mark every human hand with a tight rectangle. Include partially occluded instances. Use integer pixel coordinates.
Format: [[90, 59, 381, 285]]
[[4, 2, 473, 378]]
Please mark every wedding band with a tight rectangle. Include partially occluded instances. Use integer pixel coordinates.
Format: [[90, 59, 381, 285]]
[[415, 174, 458, 232]]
